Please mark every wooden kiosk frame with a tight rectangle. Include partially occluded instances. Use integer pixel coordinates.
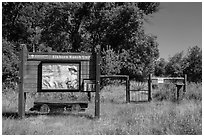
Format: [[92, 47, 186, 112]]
[[18, 44, 101, 118], [18, 44, 187, 119]]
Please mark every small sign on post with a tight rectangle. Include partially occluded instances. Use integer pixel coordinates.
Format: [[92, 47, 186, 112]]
[[157, 78, 164, 83]]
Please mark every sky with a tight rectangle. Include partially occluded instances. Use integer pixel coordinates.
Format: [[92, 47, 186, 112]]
[[144, 2, 202, 60]]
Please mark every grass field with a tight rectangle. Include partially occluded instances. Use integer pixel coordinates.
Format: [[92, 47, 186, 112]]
[[2, 83, 202, 135]]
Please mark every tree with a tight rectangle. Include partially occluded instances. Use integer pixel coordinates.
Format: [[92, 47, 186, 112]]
[[119, 34, 159, 80], [154, 58, 167, 76], [2, 2, 47, 52], [183, 46, 202, 82], [2, 39, 19, 84], [84, 3, 160, 79], [2, 2, 28, 43], [165, 51, 185, 77], [40, 2, 94, 52], [39, 2, 160, 79], [2, 2, 160, 83], [101, 46, 121, 75]]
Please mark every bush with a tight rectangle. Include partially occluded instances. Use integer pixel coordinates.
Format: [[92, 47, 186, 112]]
[[184, 83, 202, 101], [152, 82, 202, 102], [101, 46, 121, 75], [100, 85, 126, 103], [152, 83, 178, 102], [2, 39, 19, 84]]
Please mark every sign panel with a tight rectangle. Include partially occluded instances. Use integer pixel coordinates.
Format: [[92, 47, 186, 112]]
[[83, 80, 96, 92], [28, 53, 91, 60], [23, 52, 95, 92], [19, 44, 101, 118], [158, 78, 164, 83], [41, 63, 79, 90]]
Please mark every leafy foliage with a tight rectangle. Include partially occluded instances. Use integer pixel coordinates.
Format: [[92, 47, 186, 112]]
[[183, 46, 202, 82], [165, 51, 185, 77], [155, 46, 202, 82], [101, 46, 121, 75], [2, 2, 202, 84], [3, 2, 161, 84], [120, 34, 159, 80], [154, 58, 167, 76], [2, 39, 19, 86]]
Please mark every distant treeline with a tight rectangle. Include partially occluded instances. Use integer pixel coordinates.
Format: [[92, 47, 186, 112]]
[[102, 45, 202, 82]]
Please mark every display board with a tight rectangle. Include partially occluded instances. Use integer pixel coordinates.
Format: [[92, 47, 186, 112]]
[[18, 44, 101, 118], [23, 51, 96, 92]]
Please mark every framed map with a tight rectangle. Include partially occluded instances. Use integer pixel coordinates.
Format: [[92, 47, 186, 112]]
[[41, 63, 79, 90]]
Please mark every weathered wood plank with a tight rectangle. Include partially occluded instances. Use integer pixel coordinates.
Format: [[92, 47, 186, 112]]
[[24, 78, 38, 84], [24, 87, 37, 92], [26, 61, 41, 66], [26, 70, 38, 75], [19, 44, 27, 118], [24, 74, 38, 79], [26, 66, 38, 71], [24, 83, 38, 88], [95, 45, 101, 118], [152, 77, 184, 80]]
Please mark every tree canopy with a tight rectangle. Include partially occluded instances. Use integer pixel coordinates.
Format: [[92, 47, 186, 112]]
[[154, 46, 202, 83], [3, 2, 161, 83], [3, 2, 202, 84]]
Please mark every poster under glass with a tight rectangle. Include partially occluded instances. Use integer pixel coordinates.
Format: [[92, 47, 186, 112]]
[[41, 63, 79, 90]]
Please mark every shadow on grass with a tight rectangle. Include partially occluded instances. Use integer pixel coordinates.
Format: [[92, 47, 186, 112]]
[[2, 111, 95, 120]]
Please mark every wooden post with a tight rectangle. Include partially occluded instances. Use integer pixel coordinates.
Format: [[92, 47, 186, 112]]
[[88, 92, 91, 101], [148, 74, 152, 101], [126, 76, 130, 103], [175, 84, 183, 101], [177, 87, 179, 100], [184, 74, 187, 93], [95, 45, 101, 118], [18, 44, 27, 118]]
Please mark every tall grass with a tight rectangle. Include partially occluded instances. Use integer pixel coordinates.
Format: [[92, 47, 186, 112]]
[[2, 82, 202, 135], [153, 82, 202, 102]]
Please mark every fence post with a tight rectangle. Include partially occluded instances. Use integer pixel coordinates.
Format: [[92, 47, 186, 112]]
[[18, 44, 27, 119], [148, 74, 152, 101], [95, 45, 101, 118], [87, 92, 91, 101], [126, 76, 130, 103], [184, 74, 187, 93]]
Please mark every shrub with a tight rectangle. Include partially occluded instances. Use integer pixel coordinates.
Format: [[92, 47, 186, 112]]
[[152, 83, 178, 102], [183, 83, 202, 101], [2, 39, 19, 85], [101, 46, 121, 75], [152, 82, 202, 102], [100, 85, 126, 103]]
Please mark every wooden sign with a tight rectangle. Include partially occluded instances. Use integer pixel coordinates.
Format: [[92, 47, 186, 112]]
[[18, 44, 101, 118], [28, 53, 91, 60], [157, 78, 164, 83], [23, 51, 96, 93], [83, 80, 96, 92]]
